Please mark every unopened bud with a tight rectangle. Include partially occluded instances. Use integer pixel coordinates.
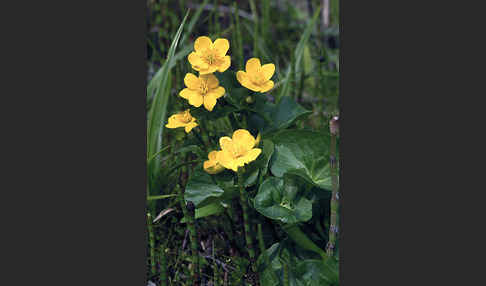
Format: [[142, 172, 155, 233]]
[[246, 96, 254, 104]]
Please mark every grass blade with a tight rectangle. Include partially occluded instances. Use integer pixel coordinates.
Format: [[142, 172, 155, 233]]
[[147, 12, 189, 192], [277, 7, 321, 103]]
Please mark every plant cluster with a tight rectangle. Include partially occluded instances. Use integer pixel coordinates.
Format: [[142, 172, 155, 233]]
[[146, 2, 340, 285]]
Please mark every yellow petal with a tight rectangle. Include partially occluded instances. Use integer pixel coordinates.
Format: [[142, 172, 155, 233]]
[[194, 36, 212, 52], [203, 94, 217, 111], [184, 122, 198, 133], [199, 66, 218, 75], [216, 149, 235, 170], [246, 58, 261, 74], [261, 63, 275, 81], [232, 129, 256, 152], [187, 93, 204, 107], [241, 148, 262, 164], [259, 80, 274, 93], [208, 150, 220, 161], [207, 86, 225, 99], [236, 71, 248, 85], [203, 160, 215, 170], [217, 56, 231, 72], [179, 88, 194, 99], [219, 136, 234, 152], [165, 115, 183, 129], [188, 52, 204, 67], [212, 38, 230, 56], [236, 71, 260, 92], [184, 73, 200, 89], [204, 74, 219, 89]]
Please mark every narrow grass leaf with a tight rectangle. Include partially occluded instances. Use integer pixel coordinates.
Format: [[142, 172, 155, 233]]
[[147, 12, 189, 191], [277, 7, 321, 103]]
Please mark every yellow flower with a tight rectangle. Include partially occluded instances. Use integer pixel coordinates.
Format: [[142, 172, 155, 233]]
[[203, 151, 225, 174], [165, 109, 198, 133], [179, 73, 225, 111], [216, 129, 262, 172], [188, 36, 231, 74], [236, 58, 275, 93]]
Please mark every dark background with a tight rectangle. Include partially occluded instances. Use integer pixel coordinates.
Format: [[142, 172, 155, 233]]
[[1, 0, 480, 285]]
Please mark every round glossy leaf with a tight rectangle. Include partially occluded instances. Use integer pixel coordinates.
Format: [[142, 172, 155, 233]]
[[254, 176, 312, 223], [270, 130, 333, 190]]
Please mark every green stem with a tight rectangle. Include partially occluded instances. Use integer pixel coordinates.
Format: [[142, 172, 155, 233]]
[[257, 223, 270, 268], [233, 2, 244, 70], [214, 0, 220, 37], [237, 168, 257, 272], [248, 0, 258, 58], [177, 183, 199, 284], [147, 194, 177, 201], [282, 224, 327, 261], [147, 212, 157, 278], [326, 117, 339, 257], [283, 263, 289, 286], [159, 244, 168, 286]]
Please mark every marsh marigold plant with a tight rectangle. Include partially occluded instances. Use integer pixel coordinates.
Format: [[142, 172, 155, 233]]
[[179, 73, 225, 111], [237, 58, 275, 93], [165, 109, 198, 133], [188, 36, 231, 74]]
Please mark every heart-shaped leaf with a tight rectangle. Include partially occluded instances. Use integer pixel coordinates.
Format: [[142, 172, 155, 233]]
[[254, 176, 312, 223], [270, 130, 333, 190], [248, 96, 311, 134], [184, 170, 225, 206]]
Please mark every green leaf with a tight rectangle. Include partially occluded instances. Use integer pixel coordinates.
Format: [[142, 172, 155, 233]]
[[276, 7, 321, 102], [270, 130, 333, 190], [180, 202, 224, 222], [147, 12, 189, 193], [248, 96, 311, 134], [254, 176, 312, 223], [295, 259, 339, 286], [184, 170, 225, 206], [257, 242, 337, 286], [261, 139, 275, 176]]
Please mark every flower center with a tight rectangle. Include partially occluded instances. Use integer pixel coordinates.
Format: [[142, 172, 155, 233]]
[[181, 112, 192, 123], [250, 70, 266, 86], [199, 81, 209, 95], [204, 49, 219, 65]]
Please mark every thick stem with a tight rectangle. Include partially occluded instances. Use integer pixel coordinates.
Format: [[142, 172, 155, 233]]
[[147, 213, 157, 278], [159, 245, 168, 286], [177, 183, 199, 285], [326, 116, 339, 257], [237, 168, 257, 272]]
